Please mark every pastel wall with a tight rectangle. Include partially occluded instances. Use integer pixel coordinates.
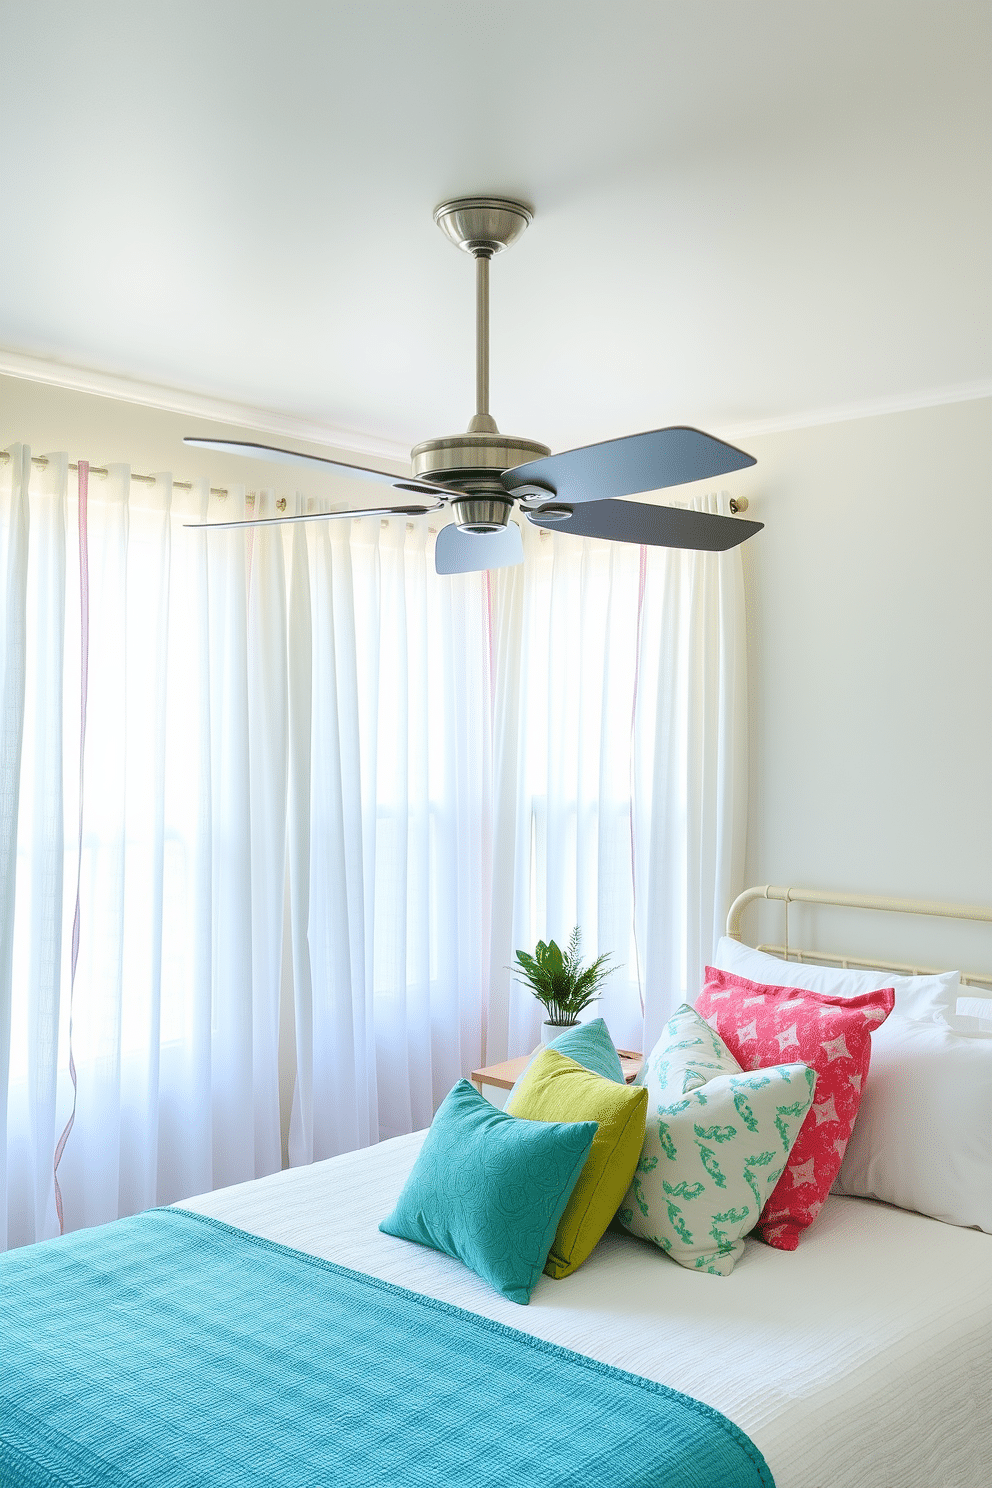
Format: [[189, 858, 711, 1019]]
[[725, 397, 992, 971]]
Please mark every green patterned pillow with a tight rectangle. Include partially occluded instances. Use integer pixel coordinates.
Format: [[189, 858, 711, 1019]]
[[617, 1005, 815, 1275]]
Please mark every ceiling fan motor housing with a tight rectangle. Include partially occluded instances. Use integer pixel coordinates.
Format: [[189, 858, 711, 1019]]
[[411, 430, 550, 530]]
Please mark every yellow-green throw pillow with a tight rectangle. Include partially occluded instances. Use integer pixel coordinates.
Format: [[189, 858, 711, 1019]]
[[507, 1048, 648, 1279]]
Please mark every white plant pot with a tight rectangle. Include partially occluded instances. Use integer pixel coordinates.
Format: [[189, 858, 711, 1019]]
[[541, 1021, 577, 1046]]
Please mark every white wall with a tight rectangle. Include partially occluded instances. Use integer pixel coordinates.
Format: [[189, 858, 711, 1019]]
[[727, 397, 992, 971], [0, 374, 407, 505]]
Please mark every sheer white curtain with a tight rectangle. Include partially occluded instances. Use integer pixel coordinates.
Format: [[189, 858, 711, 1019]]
[[486, 523, 643, 1057], [1, 446, 745, 1250], [1, 448, 63, 1249], [0, 456, 493, 1248], [286, 511, 491, 1162], [485, 493, 747, 1063], [1, 458, 288, 1247], [630, 493, 748, 1054]]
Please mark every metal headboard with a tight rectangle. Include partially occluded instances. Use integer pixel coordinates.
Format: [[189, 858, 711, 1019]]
[[726, 885, 992, 992]]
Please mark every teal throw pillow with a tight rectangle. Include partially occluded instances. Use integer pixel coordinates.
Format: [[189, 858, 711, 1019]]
[[379, 1079, 597, 1304], [507, 1017, 625, 1103]]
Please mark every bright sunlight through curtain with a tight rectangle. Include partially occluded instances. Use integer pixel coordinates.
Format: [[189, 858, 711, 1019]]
[[0, 448, 746, 1249], [485, 499, 747, 1063]]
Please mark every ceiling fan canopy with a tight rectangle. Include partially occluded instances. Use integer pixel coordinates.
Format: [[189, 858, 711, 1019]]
[[185, 196, 761, 571]]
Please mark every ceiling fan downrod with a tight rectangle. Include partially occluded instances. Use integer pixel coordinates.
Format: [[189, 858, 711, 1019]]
[[411, 198, 551, 532], [473, 250, 491, 432]]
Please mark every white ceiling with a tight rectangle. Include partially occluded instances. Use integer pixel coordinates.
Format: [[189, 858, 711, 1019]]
[[2, 1, 989, 462]]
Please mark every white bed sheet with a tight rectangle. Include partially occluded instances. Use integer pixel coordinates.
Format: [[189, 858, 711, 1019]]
[[182, 1131, 992, 1488]]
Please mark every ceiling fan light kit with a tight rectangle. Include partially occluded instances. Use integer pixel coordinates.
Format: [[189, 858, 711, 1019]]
[[185, 195, 762, 571]]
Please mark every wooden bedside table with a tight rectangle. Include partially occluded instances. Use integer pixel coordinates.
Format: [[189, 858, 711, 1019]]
[[471, 1049, 642, 1093]]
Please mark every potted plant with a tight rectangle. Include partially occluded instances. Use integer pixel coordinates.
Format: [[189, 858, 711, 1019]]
[[512, 927, 616, 1044]]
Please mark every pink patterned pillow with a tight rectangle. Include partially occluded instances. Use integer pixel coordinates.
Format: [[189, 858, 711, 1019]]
[[695, 967, 894, 1250]]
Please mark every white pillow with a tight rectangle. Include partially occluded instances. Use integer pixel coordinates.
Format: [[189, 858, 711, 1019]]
[[944, 994, 992, 1036], [957, 996, 992, 1020], [713, 936, 959, 1021], [833, 1014, 992, 1232]]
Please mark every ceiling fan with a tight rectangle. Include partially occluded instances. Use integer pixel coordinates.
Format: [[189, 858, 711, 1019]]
[[185, 197, 762, 572]]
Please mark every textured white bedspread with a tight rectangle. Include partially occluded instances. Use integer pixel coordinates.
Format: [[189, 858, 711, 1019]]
[[183, 1131, 992, 1488]]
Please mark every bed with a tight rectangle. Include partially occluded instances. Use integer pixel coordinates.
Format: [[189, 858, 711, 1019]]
[[3, 886, 991, 1487]]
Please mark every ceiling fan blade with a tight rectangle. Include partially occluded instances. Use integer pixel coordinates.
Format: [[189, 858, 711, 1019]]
[[435, 521, 523, 575], [183, 437, 449, 497], [526, 498, 762, 551], [185, 501, 442, 531], [501, 427, 755, 504]]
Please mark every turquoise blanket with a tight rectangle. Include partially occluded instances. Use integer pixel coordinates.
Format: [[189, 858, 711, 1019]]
[[1, 1208, 773, 1488]]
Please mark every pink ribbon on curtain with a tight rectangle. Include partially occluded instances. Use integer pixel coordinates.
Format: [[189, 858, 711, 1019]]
[[628, 544, 648, 1017], [483, 569, 495, 719], [53, 460, 90, 1233]]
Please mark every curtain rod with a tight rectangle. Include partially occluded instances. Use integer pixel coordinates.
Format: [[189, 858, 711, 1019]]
[[0, 450, 421, 524], [0, 448, 257, 502]]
